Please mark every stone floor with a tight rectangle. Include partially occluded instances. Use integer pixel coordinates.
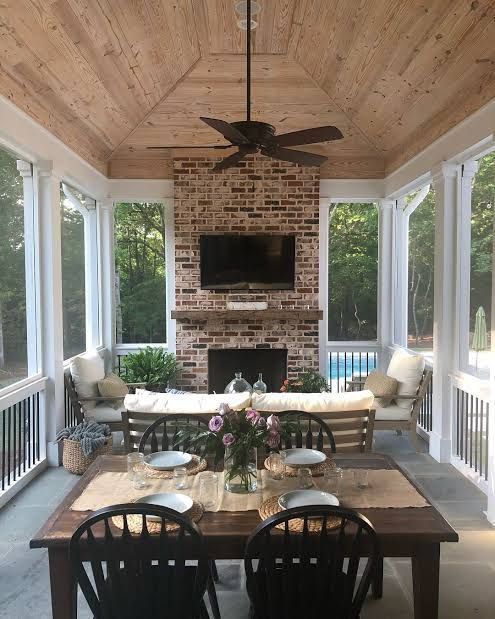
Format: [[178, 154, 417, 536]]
[[0, 431, 494, 618]]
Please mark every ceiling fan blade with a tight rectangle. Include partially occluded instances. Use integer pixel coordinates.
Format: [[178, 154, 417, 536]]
[[147, 145, 233, 150], [273, 126, 344, 147], [200, 117, 250, 145], [213, 149, 248, 171], [262, 146, 327, 167]]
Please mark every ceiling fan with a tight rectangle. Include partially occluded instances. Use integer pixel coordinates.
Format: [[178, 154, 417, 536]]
[[148, 1, 343, 171]]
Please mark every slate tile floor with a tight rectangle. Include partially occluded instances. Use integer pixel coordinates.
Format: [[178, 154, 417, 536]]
[[1, 431, 494, 618]]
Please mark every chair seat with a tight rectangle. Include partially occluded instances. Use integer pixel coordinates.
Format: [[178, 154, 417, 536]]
[[85, 403, 125, 423], [374, 404, 411, 421]]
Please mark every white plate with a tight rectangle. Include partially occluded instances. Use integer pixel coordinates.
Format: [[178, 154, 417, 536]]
[[145, 451, 192, 471], [135, 493, 194, 520], [283, 448, 326, 467], [278, 489, 339, 511]]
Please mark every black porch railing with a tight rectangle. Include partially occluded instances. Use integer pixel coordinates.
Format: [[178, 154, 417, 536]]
[[1, 388, 42, 491], [418, 369, 433, 432], [454, 386, 490, 480], [328, 350, 378, 393]]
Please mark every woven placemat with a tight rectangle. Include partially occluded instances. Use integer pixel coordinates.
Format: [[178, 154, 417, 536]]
[[264, 456, 336, 478], [144, 454, 207, 479], [258, 496, 341, 532], [112, 501, 204, 534]]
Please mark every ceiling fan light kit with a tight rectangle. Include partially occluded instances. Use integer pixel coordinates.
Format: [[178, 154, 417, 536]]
[[148, 0, 344, 171]]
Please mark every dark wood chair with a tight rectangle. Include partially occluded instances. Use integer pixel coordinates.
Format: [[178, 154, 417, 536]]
[[244, 505, 381, 619], [276, 411, 337, 452], [69, 503, 211, 619], [137, 413, 210, 457]]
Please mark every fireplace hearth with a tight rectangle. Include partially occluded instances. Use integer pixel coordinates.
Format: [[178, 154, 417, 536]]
[[208, 349, 288, 394]]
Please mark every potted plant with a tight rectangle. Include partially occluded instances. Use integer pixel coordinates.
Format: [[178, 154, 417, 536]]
[[56, 420, 112, 475], [280, 369, 329, 393], [180, 404, 285, 494], [121, 346, 180, 392]]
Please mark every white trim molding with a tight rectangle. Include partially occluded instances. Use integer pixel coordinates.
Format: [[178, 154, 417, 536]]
[[108, 179, 174, 202]]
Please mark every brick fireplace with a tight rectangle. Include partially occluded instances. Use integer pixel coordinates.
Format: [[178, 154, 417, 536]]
[[173, 155, 321, 392]]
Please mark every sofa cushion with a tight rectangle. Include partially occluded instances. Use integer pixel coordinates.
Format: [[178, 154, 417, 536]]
[[374, 404, 411, 422], [387, 349, 425, 409], [98, 373, 129, 409], [251, 390, 374, 413], [364, 370, 398, 408], [70, 350, 105, 408], [123, 391, 252, 415], [85, 404, 124, 423]]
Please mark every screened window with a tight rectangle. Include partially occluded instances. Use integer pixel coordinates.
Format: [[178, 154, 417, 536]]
[[61, 188, 86, 359], [407, 187, 435, 354], [0, 149, 31, 388], [328, 202, 378, 341], [469, 152, 494, 377], [114, 203, 166, 344]]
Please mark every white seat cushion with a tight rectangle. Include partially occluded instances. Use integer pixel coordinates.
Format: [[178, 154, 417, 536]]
[[251, 390, 374, 413], [123, 391, 252, 415], [374, 404, 411, 422], [85, 404, 124, 423], [70, 350, 105, 408], [387, 349, 425, 409]]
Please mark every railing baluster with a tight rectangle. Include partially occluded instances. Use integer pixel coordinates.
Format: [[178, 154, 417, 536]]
[[7, 406, 11, 487], [1, 409, 5, 491], [485, 403, 489, 482]]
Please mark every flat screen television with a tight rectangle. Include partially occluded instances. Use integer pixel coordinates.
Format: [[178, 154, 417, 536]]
[[200, 235, 296, 291]]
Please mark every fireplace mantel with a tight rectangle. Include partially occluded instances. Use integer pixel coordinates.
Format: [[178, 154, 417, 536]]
[[171, 309, 323, 322]]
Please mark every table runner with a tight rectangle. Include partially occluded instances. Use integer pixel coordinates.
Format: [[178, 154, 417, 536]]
[[70, 468, 429, 512]]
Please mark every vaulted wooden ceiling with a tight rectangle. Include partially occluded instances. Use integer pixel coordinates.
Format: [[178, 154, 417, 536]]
[[1, 0, 495, 179]]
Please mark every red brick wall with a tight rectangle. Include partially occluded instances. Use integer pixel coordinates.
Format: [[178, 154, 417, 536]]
[[173, 155, 321, 392]]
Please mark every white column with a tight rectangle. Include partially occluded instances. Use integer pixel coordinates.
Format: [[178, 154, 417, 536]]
[[378, 199, 395, 369], [394, 198, 408, 347], [17, 160, 40, 376], [98, 199, 115, 371], [486, 186, 495, 524], [318, 201, 329, 379], [164, 199, 176, 353], [456, 161, 478, 371], [430, 162, 458, 462], [36, 161, 65, 465], [84, 203, 100, 350]]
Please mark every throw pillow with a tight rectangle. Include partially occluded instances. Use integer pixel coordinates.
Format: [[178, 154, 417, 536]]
[[387, 349, 425, 409], [98, 373, 129, 409], [364, 371, 398, 408], [70, 350, 105, 410]]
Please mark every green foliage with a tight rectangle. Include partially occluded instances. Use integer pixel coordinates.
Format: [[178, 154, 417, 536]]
[[121, 346, 179, 386], [281, 370, 329, 393], [114, 202, 166, 343], [328, 202, 378, 340]]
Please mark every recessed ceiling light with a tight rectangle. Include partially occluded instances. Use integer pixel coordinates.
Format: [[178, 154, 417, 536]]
[[234, 1, 261, 17]]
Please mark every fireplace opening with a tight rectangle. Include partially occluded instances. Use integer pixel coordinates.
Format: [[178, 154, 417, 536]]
[[208, 349, 288, 394]]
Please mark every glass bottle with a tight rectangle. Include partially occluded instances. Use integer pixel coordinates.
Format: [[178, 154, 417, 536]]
[[253, 373, 267, 394], [224, 371, 253, 394]]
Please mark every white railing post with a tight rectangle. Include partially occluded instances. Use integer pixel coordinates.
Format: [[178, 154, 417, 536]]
[[378, 199, 395, 370], [97, 199, 115, 370], [430, 163, 458, 462], [36, 161, 65, 465]]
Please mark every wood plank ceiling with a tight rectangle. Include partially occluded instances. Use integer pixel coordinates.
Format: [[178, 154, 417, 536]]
[[1, 0, 495, 179]]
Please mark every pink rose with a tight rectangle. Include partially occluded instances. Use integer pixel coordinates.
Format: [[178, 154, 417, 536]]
[[246, 408, 260, 425], [222, 433, 235, 447], [266, 432, 280, 449], [267, 414, 281, 432], [209, 415, 224, 432]]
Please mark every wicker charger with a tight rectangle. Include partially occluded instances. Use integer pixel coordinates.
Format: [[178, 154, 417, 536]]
[[144, 454, 207, 479], [264, 455, 336, 478], [259, 496, 341, 532], [112, 501, 204, 534]]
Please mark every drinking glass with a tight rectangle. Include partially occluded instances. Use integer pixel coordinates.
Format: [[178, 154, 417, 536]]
[[173, 466, 189, 490], [297, 467, 313, 489], [354, 469, 369, 489], [199, 472, 219, 510], [268, 452, 285, 480], [324, 466, 343, 496], [127, 452, 146, 489]]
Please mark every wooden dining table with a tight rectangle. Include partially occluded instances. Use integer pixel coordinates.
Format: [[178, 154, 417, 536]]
[[30, 451, 457, 619]]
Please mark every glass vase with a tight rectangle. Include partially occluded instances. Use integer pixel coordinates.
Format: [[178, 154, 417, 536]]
[[224, 371, 253, 394], [253, 372, 267, 394], [224, 445, 258, 493]]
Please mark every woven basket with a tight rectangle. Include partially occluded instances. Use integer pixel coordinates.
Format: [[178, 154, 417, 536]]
[[62, 436, 113, 475]]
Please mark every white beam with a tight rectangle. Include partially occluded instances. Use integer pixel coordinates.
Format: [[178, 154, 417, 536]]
[[430, 162, 459, 462]]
